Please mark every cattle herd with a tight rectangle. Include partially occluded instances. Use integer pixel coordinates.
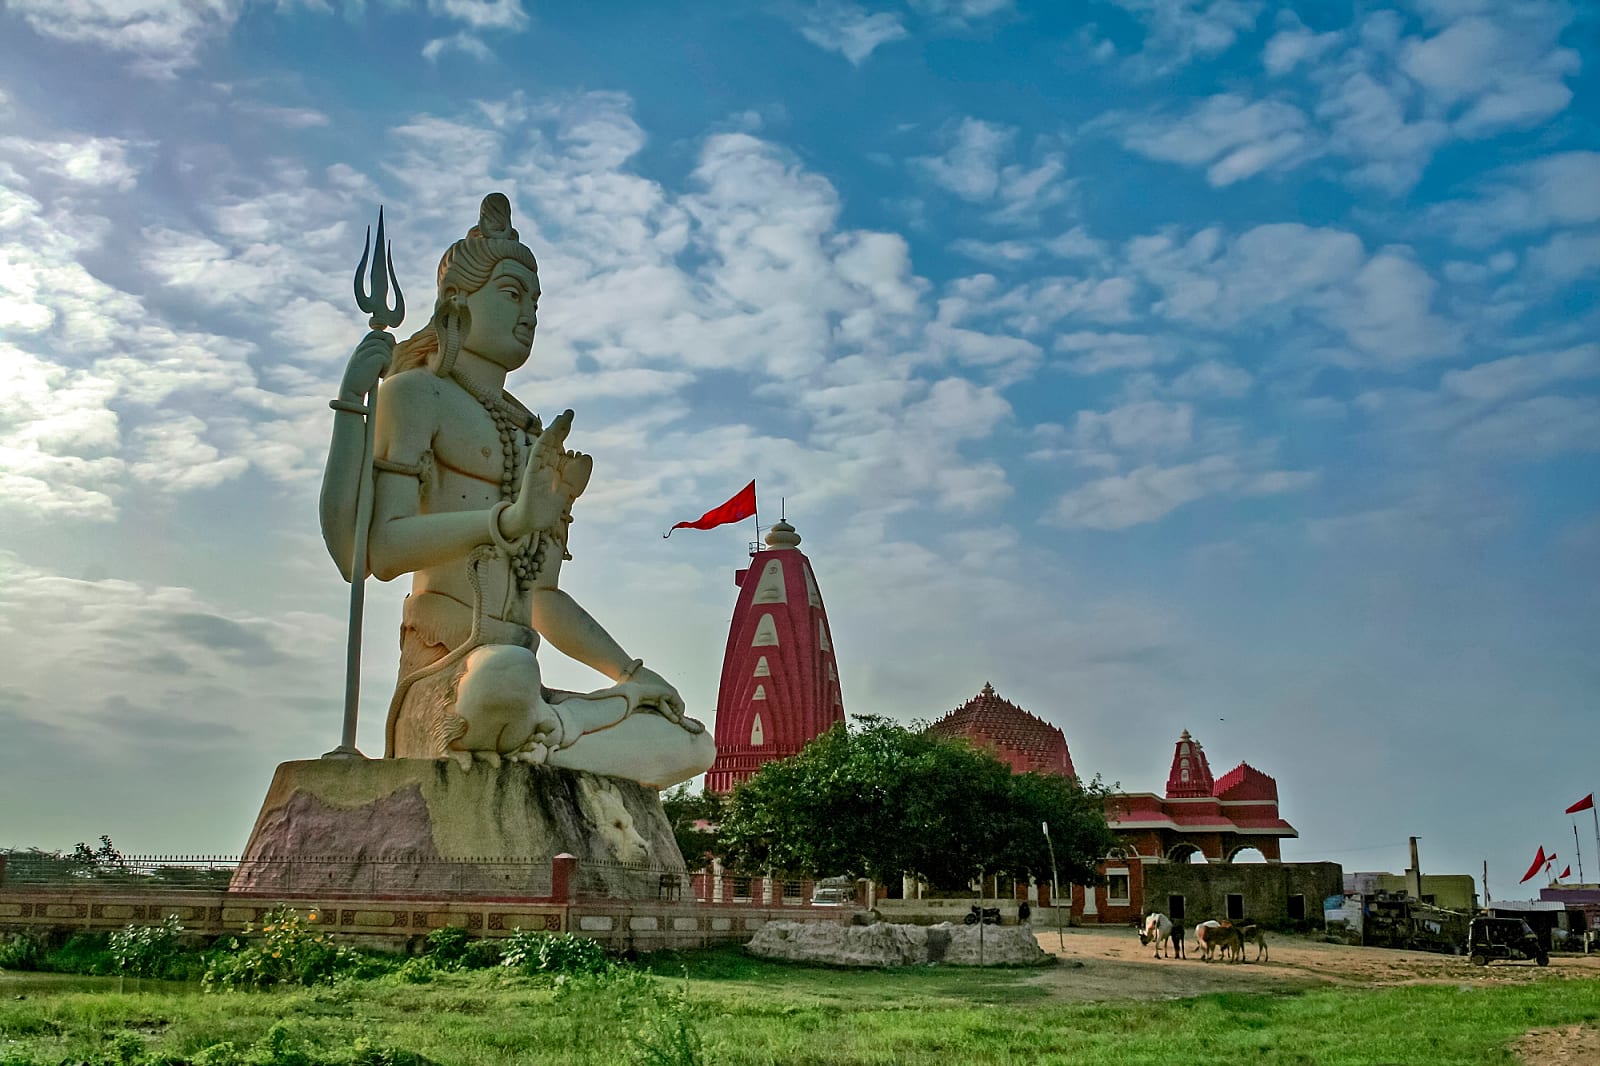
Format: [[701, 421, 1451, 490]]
[[1138, 913, 1269, 963]]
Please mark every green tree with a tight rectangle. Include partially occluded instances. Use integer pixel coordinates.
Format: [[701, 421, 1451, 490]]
[[717, 717, 1117, 888], [660, 785, 724, 867]]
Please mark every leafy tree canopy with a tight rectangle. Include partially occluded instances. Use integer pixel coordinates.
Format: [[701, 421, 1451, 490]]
[[716, 716, 1117, 887], [661, 785, 725, 866]]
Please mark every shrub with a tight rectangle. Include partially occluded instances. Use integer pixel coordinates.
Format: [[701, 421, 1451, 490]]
[[109, 914, 184, 978], [0, 932, 46, 972], [421, 926, 470, 968], [44, 931, 116, 975], [499, 929, 609, 977], [203, 906, 353, 990], [460, 938, 501, 970]]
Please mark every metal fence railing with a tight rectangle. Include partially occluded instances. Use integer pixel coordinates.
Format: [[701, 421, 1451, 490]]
[[1, 854, 552, 899]]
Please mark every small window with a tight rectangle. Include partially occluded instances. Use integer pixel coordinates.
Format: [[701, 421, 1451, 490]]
[[1287, 894, 1306, 921], [1226, 893, 1245, 920], [731, 876, 752, 901], [1107, 869, 1131, 905]]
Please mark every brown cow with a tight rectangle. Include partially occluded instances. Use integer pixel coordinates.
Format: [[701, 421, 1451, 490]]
[[1195, 920, 1243, 962], [1235, 921, 1269, 962]]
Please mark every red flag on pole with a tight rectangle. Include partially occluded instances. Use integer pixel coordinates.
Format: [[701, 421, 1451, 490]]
[[1566, 793, 1595, 814], [664, 480, 756, 538], [1560, 866, 1572, 879], [1519, 846, 1547, 884]]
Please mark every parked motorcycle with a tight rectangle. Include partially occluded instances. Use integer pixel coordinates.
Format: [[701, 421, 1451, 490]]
[[963, 904, 1002, 925]]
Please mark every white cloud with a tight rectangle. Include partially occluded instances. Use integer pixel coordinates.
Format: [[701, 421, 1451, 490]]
[[911, 117, 1068, 222], [422, 32, 494, 62], [1527, 230, 1600, 284], [4, 0, 245, 76], [1109, 0, 1262, 76], [1075, 401, 1195, 455], [1263, 16, 1341, 75], [1049, 455, 1311, 530], [1118, 94, 1315, 186], [908, 0, 1014, 23], [792, 2, 908, 65], [1170, 361, 1252, 398], [0, 136, 143, 191], [1436, 152, 1600, 245], [1400, 13, 1579, 137], [427, 0, 530, 31], [1441, 344, 1600, 404]]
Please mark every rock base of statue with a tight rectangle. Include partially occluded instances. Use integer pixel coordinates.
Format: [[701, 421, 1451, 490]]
[[229, 759, 686, 901]]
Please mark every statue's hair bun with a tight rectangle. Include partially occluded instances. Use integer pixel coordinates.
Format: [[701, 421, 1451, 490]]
[[470, 192, 518, 241]]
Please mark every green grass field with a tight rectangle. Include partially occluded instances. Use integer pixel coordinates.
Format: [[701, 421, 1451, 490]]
[[3, 945, 1597, 1065]]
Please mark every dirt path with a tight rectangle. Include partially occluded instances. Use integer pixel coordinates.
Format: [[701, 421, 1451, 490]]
[[1025, 926, 1600, 1061], [1025, 925, 1600, 1002]]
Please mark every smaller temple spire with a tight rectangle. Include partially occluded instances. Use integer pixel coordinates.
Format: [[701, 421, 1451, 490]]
[[1165, 728, 1216, 798]]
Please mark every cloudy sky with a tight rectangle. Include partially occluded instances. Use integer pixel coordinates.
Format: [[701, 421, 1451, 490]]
[[1, 0, 1595, 899]]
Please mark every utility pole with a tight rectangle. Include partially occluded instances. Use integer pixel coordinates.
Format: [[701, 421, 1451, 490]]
[[1043, 821, 1064, 950]]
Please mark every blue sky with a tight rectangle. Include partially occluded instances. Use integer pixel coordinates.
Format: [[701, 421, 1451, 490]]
[[1, 0, 1595, 901]]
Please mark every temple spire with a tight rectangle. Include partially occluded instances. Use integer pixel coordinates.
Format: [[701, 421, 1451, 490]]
[[1165, 728, 1215, 798], [706, 518, 844, 791]]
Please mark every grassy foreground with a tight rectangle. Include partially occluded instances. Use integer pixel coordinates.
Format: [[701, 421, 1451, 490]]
[[3, 945, 1598, 1065]]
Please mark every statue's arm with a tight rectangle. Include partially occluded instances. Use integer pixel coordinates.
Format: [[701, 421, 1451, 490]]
[[318, 332, 394, 581], [364, 373, 500, 581], [529, 563, 690, 725]]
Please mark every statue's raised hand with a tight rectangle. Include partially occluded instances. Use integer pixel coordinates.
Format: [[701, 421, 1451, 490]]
[[503, 408, 593, 540], [339, 331, 394, 402]]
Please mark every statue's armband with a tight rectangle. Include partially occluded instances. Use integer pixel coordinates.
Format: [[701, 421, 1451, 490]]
[[374, 450, 435, 502]]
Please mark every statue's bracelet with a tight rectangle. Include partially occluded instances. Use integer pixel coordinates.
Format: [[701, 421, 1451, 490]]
[[488, 500, 525, 555], [618, 658, 645, 683]]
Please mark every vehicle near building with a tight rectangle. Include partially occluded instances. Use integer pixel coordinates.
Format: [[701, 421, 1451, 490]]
[[1467, 916, 1548, 967]]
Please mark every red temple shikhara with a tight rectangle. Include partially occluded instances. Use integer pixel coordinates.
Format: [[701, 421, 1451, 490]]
[[705, 519, 844, 792]]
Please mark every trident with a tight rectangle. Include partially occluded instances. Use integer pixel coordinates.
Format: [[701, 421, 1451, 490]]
[[324, 207, 404, 760]]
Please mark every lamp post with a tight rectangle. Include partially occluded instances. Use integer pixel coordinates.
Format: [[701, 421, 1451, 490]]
[[1042, 821, 1063, 950]]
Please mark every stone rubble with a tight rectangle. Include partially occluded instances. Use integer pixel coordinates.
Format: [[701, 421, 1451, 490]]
[[747, 920, 1052, 968]]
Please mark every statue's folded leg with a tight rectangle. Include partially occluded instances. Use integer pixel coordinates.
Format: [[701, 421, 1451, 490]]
[[548, 714, 716, 789]]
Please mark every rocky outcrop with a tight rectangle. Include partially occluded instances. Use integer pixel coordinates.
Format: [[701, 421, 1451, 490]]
[[230, 759, 684, 899], [747, 920, 1051, 967]]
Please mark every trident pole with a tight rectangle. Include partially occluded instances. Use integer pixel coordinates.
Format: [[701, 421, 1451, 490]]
[[324, 207, 404, 760]]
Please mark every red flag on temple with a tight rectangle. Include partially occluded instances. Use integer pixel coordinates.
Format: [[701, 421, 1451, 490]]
[[1519, 846, 1548, 884], [664, 480, 756, 538], [1566, 793, 1595, 814], [1560, 866, 1572, 879]]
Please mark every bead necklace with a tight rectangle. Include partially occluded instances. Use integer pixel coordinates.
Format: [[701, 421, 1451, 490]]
[[451, 371, 546, 592]]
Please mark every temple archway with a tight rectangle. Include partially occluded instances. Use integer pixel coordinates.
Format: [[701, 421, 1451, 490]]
[[1167, 843, 1206, 864], [1226, 845, 1268, 863]]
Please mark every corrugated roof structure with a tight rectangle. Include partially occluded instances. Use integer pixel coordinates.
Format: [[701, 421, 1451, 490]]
[[927, 682, 1077, 777]]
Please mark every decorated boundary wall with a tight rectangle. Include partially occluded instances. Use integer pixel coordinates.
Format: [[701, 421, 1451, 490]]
[[0, 855, 851, 953]]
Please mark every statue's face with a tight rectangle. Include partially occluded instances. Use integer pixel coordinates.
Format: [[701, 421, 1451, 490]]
[[460, 259, 540, 370]]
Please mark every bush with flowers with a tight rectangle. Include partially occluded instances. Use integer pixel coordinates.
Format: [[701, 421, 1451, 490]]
[[203, 906, 358, 989]]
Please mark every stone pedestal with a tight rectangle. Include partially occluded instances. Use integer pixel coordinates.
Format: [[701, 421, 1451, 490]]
[[231, 759, 686, 901]]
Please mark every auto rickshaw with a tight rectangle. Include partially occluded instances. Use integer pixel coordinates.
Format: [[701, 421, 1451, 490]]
[[1466, 916, 1548, 967]]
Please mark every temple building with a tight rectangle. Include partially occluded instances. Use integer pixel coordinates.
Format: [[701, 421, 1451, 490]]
[[927, 683, 1076, 776], [705, 519, 845, 792], [1105, 730, 1297, 864]]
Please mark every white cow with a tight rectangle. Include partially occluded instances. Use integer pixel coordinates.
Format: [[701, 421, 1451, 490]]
[[1138, 912, 1179, 958]]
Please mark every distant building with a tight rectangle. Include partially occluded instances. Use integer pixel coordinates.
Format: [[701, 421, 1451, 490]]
[[927, 683, 1076, 776], [705, 520, 844, 792]]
